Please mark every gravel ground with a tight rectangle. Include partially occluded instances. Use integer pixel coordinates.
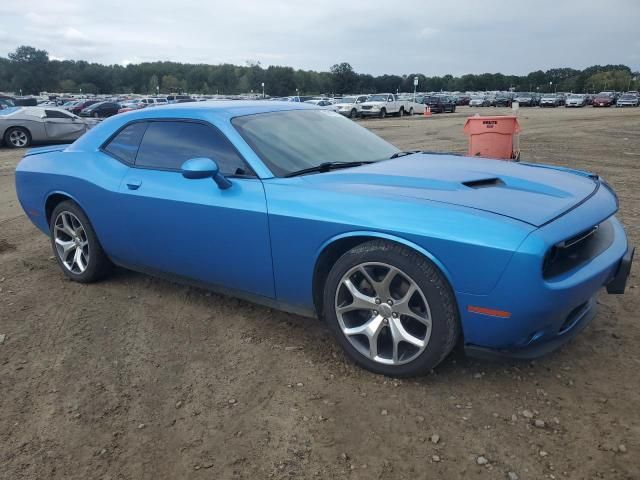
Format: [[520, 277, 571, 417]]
[[1, 106, 639, 480]]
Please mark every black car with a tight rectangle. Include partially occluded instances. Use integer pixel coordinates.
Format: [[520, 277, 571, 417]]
[[493, 95, 513, 107], [423, 95, 456, 113], [79, 101, 120, 118]]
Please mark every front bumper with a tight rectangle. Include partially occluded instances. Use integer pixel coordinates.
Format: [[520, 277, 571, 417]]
[[459, 183, 631, 360]]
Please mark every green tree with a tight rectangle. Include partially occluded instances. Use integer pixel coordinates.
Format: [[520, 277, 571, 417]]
[[330, 62, 357, 94]]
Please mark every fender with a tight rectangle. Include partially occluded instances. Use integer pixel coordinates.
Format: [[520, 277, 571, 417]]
[[316, 230, 456, 288]]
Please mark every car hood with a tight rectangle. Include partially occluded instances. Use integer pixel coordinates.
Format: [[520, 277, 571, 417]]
[[299, 154, 599, 227]]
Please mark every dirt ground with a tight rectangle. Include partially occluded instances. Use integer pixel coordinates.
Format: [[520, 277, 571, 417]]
[[1, 107, 639, 480]]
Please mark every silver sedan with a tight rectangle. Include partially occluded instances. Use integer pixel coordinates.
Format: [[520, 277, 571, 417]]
[[1, 106, 96, 148]]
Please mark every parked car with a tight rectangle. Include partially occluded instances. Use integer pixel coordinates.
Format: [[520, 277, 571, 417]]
[[68, 100, 100, 115], [565, 94, 587, 107], [493, 95, 512, 107], [332, 95, 370, 118], [592, 93, 614, 107], [423, 95, 456, 113], [0, 95, 16, 109], [79, 101, 121, 118], [360, 93, 407, 118], [469, 95, 490, 107], [615, 94, 639, 107], [1, 106, 93, 148], [166, 95, 192, 103], [513, 93, 535, 106], [540, 94, 562, 107], [14, 101, 632, 376]]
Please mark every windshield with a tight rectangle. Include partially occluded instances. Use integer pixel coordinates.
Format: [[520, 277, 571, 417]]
[[367, 94, 388, 102], [568, 94, 582, 99], [232, 110, 399, 177], [340, 97, 356, 104], [620, 95, 635, 100]]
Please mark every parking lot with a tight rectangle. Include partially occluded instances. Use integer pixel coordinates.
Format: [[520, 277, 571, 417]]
[[1, 106, 639, 479]]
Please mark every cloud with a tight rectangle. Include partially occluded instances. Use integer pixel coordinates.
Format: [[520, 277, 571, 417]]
[[0, 0, 638, 75]]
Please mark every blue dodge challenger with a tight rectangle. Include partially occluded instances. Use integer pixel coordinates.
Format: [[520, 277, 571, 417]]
[[15, 102, 633, 376]]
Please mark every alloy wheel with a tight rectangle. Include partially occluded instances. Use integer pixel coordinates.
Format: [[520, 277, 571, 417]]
[[54, 211, 90, 274], [9, 129, 28, 147], [335, 262, 432, 365]]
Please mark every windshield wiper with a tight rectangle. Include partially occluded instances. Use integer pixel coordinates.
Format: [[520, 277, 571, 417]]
[[390, 150, 422, 159], [284, 161, 374, 178]]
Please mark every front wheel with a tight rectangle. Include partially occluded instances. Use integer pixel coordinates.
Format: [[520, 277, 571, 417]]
[[379, 108, 386, 119], [397, 107, 404, 117], [50, 201, 112, 283], [349, 108, 357, 119], [323, 240, 459, 377], [408, 107, 414, 116], [92, 111, 100, 118]]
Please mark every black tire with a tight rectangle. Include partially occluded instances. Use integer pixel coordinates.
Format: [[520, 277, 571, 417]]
[[49, 200, 112, 283], [408, 107, 414, 116], [379, 108, 386, 119], [3, 127, 31, 149], [452, 105, 456, 113], [322, 240, 460, 377], [397, 107, 404, 117], [92, 111, 100, 118], [349, 108, 357, 119]]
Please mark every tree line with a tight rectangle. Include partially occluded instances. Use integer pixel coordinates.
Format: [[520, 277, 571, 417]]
[[0, 46, 637, 97]]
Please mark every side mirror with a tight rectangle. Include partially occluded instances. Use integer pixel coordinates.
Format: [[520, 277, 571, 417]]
[[181, 157, 232, 190]]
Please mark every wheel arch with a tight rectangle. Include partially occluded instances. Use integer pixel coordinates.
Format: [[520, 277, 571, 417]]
[[311, 231, 455, 318], [44, 191, 86, 226], [3, 125, 32, 142]]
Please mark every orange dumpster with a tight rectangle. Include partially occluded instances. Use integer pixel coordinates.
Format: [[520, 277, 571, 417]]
[[463, 115, 521, 160]]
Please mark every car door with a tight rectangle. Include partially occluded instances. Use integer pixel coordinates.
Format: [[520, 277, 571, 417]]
[[114, 119, 275, 298], [43, 109, 87, 141]]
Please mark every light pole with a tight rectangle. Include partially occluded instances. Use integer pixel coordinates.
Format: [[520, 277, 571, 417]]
[[296, 88, 299, 98], [261, 82, 265, 98], [413, 76, 418, 104], [156, 85, 159, 97], [549, 81, 552, 93]]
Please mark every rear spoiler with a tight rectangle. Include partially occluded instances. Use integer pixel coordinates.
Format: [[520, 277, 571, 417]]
[[23, 144, 71, 157]]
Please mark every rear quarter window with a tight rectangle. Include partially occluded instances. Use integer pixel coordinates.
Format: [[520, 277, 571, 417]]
[[103, 122, 148, 164]]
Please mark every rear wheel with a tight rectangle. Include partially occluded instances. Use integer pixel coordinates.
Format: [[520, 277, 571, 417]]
[[408, 107, 414, 116], [323, 240, 459, 377], [49, 201, 112, 283], [4, 127, 31, 148]]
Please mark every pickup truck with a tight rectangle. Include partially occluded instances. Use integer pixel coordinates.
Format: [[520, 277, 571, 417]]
[[359, 93, 409, 118]]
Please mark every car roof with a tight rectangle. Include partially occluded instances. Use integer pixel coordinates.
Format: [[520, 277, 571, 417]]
[[68, 101, 320, 152], [115, 100, 317, 121]]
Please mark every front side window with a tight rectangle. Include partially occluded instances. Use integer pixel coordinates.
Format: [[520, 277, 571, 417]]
[[135, 121, 248, 175], [232, 110, 399, 177], [103, 122, 148, 164]]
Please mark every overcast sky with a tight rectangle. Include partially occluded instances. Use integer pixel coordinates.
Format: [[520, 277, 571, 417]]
[[1, 0, 638, 76]]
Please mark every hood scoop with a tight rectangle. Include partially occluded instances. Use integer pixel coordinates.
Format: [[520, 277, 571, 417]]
[[463, 178, 504, 189]]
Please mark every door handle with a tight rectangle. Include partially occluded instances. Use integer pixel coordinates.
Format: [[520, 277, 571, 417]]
[[126, 179, 142, 190]]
